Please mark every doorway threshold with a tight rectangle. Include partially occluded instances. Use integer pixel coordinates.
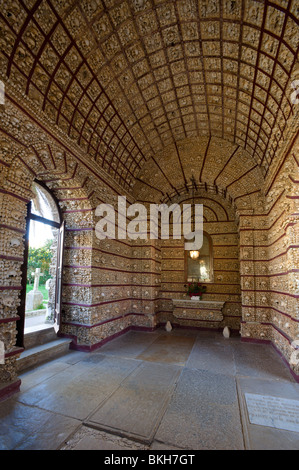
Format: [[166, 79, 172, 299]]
[[23, 324, 56, 350], [24, 323, 54, 335]]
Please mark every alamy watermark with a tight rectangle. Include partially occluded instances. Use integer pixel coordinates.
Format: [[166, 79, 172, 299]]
[[95, 197, 203, 251]]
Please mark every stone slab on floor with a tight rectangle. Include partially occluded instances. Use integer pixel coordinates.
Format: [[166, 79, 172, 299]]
[[237, 377, 299, 450], [17, 355, 141, 420], [155, 367, 244, 450], [86, 361, 182, 444], [137, 333, 196, 366], [19, 351, 88, 392], [61, 425, 149, 450], [232, 342, 295, 382], [186, 336, 236, 375], [97, 330, 162, 359], [0, 399, 80, 450], [61, 425, 184, 451]]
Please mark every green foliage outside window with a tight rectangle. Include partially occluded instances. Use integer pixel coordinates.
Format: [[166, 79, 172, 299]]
[[26, 239, 53, 286]]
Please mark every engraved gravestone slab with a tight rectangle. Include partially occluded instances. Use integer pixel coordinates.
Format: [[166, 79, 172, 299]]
[[245, 393, 299, 433]]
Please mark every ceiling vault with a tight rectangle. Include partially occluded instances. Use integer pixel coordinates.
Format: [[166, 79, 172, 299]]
[[0, 0, 298, 192]]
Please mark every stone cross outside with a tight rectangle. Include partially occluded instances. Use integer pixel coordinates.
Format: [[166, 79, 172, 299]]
[[32, 268, 44, 291], [26, 268, 44, 311]]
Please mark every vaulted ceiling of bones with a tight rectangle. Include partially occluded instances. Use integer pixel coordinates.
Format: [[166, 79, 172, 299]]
[[0, 0, 298, 192]]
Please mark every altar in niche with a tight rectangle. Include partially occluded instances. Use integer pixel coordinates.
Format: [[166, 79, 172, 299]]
[[172, 299, 225, 323]]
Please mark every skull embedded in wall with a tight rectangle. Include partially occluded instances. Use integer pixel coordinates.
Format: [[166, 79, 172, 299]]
[[1, 296, 14, 307], [9, 238, 21, 248], [7, 269, 19, 278]]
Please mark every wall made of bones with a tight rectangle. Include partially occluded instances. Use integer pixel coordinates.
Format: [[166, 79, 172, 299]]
[[0, 85, 298, 387], [240, 135, 299, 378], [0, 89, 142, 382]]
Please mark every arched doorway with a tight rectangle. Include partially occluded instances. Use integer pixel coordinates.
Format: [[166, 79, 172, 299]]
[[16, 180, 65, 348]]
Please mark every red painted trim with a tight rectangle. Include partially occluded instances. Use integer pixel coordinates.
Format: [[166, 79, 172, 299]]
[[0, 224, 26, 234], [0, 158, 10, 167], [0, 188, 29, 204], [62, 312, 146, 329], [4, 347, 24, 358], [62, 297, 158, 308], [63, 283, 158, 288], [214, 145, 240, 184], [0, 317, 20, 324], [62, 324, 158, 352], [0, 379, 21, 402], [64, 264, 159, 275]]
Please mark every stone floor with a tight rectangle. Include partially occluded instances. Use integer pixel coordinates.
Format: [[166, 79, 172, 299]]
[[0, 328, 299, 450]]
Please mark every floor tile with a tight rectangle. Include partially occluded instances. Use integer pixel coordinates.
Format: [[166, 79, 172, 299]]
[[0, 399, 79, 450], [15, 413, 80, 450], [19, 360, 73, 392], [18, 356, 140, 420], [232, 342, 295, 381], [61, 425, 148, 450], [137, 333, 195, 365], [87, 361, 182, 444], [98, 330, 162, 358], [186, 336, 236, 375], [155, 368, 244, 450]]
